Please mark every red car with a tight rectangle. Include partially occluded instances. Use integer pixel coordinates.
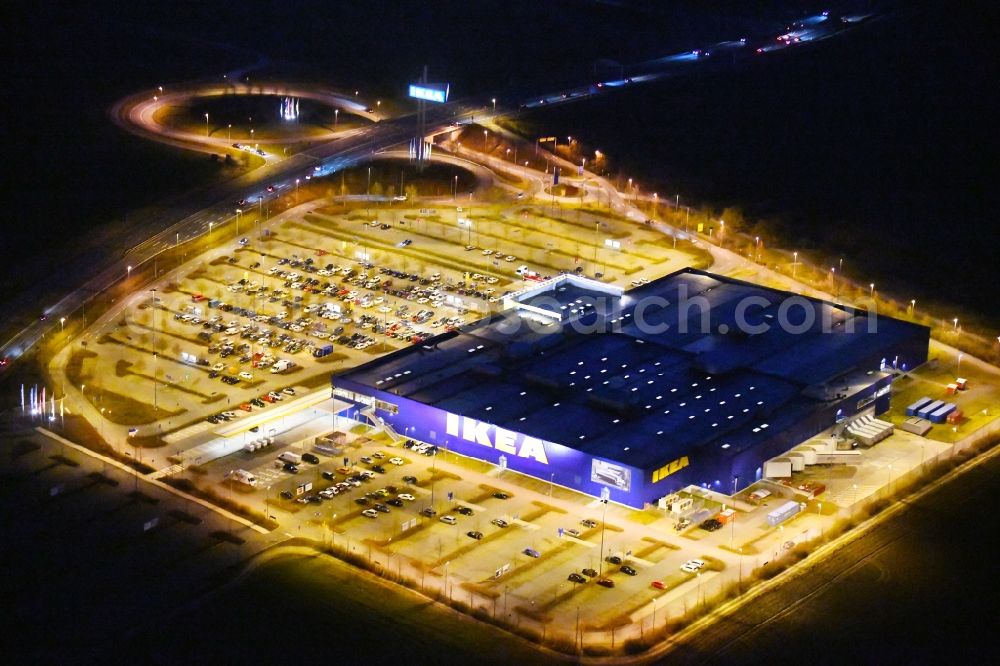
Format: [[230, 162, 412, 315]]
[[261, 394, 277, 403], [239, 403, 253, 412], [651, 580, 666, 590]]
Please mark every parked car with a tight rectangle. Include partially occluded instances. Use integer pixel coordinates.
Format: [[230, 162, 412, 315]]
[[523, 548, 540, 558], [581, 568, 598, 578], [568, 573, 586, 583], [620, 565, 638, 576], [467, 531, 484, 540], [700, 518, 723, 532], [597, 579, 615, 588], [439, 515, 457, 525], [491, 518, 509, 528]]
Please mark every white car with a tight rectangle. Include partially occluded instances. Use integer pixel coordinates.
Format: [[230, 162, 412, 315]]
[[681, 559, 706, 573], [398, 493, 415, 501], [362, 509, 379, 518], [440, 515, 457, 525], [482, 249, 494, 256], [212, 363, 225, 372], [239, 371, 254, 381], [388, 457, 405, 466]]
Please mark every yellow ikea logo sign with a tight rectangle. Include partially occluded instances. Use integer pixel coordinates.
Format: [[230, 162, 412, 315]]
[[652, 456, 689, 483]]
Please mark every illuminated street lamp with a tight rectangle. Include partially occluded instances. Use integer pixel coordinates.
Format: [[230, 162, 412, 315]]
[[334, 108, 339, 129], [204, 112, 209, 136], [60, 317, 65, 333], [228, 123, 232, 140], [483, 129, 488, 151], [958, 353, 964, 376], [491, 98, 496, 116], [127, 265, 132, 279], [792, 251, 798, 278], [953, 317, 959, 331], [870, 282, 875, 298]]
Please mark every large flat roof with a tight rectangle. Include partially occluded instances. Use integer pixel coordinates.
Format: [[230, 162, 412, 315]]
[[337, 269, 928, 470]]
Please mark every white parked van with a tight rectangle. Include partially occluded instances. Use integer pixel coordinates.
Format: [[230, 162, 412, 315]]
[[228, 469, 257, 487], [278, 452, 302, 465]]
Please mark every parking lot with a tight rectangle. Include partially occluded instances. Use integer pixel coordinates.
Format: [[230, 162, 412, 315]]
[[52, 186, 701, 446], [198, 425, 737, 631]]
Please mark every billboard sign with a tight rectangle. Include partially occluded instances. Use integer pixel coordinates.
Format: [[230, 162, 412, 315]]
[[591, 459, 632, 492], [408, 83, 450, 103]]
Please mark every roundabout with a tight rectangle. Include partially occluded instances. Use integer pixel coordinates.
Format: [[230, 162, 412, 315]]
[[109, 82, 383, 161]]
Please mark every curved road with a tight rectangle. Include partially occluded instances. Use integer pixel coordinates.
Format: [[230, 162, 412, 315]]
[[109, 82, 382, 159], [0, 10, 883, 372]]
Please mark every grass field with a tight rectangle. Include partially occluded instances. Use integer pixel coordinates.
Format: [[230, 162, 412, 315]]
[[124, 552, 557, 664]]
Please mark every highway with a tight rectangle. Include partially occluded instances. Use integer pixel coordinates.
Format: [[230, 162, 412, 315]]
[[0, 7, 882, 370]]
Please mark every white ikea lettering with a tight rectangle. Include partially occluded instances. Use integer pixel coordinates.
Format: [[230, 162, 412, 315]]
[[494, 427, 518, 455], [463, 417, 492, 447], [519, 437, 549, 464], [446, 413, 461, 437], [443, 413, 548, 464]]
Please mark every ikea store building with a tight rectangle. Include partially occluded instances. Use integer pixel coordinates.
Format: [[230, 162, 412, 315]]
[[332, 269, 928, 508]]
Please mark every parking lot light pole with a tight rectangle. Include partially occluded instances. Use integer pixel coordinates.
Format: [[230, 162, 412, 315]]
[[598, 498, 608, 576]]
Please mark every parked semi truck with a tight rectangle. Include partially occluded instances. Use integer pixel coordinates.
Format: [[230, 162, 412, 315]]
[[766, 500, 802, 527], [312, 344, 334, 358]]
